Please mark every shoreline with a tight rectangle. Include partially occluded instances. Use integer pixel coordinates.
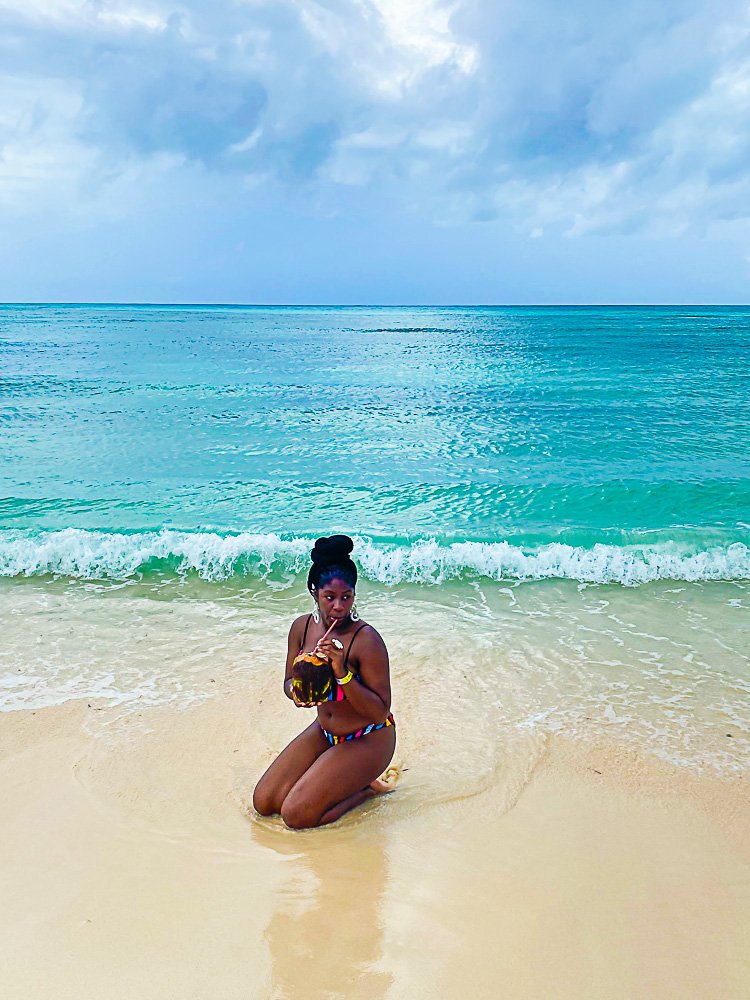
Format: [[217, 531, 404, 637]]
[[1, 694, 749, 999]]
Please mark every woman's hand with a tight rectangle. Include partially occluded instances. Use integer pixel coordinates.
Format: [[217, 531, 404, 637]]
[[314, 638, 345, 678], [291, 687, 325, 708]]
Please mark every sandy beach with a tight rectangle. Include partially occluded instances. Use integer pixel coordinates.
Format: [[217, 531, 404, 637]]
[[2, 688, 748, 1000]]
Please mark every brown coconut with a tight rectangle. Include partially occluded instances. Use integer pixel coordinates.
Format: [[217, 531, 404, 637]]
[[292, 651, 334, 705]]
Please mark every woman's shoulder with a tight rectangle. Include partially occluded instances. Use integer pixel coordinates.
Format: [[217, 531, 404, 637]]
[[352, 621, 387, 651], [288, 613, 311, 638], [355, 618, 378, 634]]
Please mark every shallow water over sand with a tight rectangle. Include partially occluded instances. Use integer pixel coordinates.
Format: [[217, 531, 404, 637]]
[[3, 575, 747, 780]]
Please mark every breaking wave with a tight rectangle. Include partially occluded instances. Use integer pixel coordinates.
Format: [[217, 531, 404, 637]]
[[1, 529, 749, 586]]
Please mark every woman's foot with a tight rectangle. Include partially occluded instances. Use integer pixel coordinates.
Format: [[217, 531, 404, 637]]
[[369, 768, 398, 795]]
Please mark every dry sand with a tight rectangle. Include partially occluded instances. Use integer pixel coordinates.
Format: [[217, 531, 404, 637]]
[[1, 694, 749, 1000]]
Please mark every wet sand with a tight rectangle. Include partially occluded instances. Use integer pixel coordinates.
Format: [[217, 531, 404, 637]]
[[1, 692, 749, 1000]]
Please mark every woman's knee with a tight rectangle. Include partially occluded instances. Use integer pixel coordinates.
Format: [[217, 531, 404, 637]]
[[280, 790, 320, 830], [252, 778, 281, 817]]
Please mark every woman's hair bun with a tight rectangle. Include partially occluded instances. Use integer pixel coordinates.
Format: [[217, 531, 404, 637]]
[[310, 534, 354, 566], [307, 534, 357, 592]]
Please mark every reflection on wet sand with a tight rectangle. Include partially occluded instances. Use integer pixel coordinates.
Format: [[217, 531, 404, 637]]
[[251, 819, 393, 1000]]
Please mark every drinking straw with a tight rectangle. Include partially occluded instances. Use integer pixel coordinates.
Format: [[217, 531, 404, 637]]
[[306, 616, 340, 654]]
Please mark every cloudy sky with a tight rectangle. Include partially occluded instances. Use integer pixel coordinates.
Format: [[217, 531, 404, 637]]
[[1, 0, 749, 302]]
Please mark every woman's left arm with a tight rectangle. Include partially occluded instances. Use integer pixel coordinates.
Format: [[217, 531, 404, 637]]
[[314, 628, 391, 724]]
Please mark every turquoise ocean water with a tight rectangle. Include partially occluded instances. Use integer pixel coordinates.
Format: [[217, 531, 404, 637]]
[[1, 304, 748, 774], [2, 303, 749, 579]]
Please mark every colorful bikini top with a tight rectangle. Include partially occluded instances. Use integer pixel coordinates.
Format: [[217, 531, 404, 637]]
[[299, 615, 369, 702]]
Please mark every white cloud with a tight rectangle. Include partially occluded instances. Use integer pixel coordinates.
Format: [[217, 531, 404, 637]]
[[0, 0, 749, 239], [371, 0, 478, 81]]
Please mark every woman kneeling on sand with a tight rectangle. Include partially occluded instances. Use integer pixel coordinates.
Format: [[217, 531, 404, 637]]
[[253, 535, 395, 829]]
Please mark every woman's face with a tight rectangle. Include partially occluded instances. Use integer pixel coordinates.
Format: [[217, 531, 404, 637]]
[[314, 577, 355, 625]]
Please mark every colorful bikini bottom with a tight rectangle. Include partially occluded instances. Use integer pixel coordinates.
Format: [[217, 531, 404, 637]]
[[320, 713, 396, 746]]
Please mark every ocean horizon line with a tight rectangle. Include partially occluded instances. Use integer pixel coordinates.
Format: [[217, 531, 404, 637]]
[[2, 301, 750, 310]]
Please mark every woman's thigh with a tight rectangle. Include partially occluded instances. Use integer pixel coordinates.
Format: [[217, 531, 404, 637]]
[[280, 726, 396, 829], [253, 720, 329, 816]]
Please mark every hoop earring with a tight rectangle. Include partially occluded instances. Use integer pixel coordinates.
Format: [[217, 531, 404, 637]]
[[350, 602, 360, 622], [312, 600, 320, 624]]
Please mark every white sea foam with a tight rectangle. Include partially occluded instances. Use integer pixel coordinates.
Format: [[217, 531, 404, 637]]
[[1, 529, 749, 585]]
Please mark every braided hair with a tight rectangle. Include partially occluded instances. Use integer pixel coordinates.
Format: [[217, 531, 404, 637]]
[[307, 534, 358, 593]]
